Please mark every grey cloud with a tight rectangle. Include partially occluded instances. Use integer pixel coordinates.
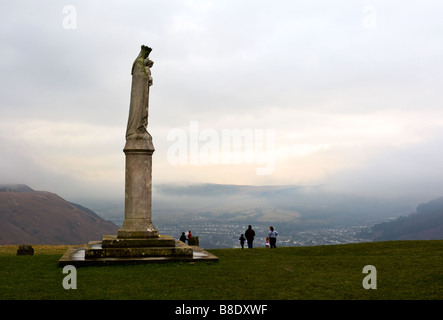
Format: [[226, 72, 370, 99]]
[[2, 0, 443, 201]]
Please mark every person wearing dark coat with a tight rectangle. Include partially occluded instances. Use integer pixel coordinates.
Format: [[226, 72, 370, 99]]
[[239, 234, 246, 249], [245, 225, 256, 249]]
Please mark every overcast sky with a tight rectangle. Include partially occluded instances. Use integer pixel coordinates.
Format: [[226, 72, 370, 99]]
[[1, 0, 443, 202]]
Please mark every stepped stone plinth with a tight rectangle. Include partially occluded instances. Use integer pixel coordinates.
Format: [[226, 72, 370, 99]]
[[102, 235, 176, 248], [84, 235, 193, 259], [59, 236, 218, 267]]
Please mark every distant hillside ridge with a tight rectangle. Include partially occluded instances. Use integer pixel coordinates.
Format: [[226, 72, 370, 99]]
[[0, 184, 35, 192], [0, 185, 119, 245], [366, 196, 443, 241]]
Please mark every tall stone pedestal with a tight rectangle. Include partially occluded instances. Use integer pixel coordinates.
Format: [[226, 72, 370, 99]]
[[80, 138, 192, 261], [58, 136, 218, 266], [118, 138, 157, 238]]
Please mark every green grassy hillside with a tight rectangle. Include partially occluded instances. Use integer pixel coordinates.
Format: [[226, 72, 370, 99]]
[[0, 240, 442, 300]]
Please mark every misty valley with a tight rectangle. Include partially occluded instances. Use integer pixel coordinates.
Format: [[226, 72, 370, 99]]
[[2, 183, 443, 247], [85, 184, 432, 249]]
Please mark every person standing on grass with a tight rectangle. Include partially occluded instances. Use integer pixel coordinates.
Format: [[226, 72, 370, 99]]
[[239, 234, 246, 249], [245, 225, 255, 249], [269, 226, 278, 248]]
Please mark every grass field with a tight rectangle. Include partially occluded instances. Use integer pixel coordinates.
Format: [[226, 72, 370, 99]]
[[0, 240, 442, 300]]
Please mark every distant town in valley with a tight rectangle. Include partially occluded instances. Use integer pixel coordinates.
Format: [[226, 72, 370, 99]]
[[112, 218, 373, 249], [92, 184, 443, 249], [87, 183, 416, 249]]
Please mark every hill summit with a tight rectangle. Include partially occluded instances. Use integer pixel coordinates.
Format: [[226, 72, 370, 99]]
[[0, 184, 35, 192], [0, 184, 119, 245]]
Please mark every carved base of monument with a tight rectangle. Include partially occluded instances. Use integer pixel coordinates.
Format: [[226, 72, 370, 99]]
[[117, 220, 159, 238], [102, 235, 176, 247]]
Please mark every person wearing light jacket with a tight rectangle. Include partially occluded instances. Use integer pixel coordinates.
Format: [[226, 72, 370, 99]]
[[268, 226, 278, 249]]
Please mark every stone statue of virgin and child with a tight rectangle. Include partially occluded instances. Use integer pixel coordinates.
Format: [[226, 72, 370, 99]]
[[120, 45, 157, 238], [125, 45, 155, 151]]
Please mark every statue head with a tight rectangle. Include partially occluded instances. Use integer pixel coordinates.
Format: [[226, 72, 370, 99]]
[[141, 45, 152, 59], [132, 45, 153, 75]]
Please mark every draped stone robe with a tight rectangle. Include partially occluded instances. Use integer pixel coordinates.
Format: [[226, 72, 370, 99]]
[[125, 46, 154, 145]]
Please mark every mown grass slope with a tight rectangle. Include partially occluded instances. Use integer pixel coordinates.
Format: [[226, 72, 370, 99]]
[[0, 240, 442, 300]]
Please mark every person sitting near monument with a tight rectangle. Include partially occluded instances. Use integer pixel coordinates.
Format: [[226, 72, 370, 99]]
[[187, 230, 193, 242], [180, 232, 187, 243]]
